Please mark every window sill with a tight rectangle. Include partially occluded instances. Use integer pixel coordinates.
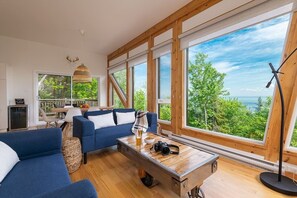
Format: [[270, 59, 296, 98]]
[[158, 120, 171, 125], [183, 125, 265, 146]]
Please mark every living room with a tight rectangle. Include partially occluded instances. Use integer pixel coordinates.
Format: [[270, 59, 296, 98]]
[[1, 0, 297, 197]]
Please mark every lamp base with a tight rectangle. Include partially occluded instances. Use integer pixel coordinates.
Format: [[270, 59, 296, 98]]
[[260, 172, 297, 196]]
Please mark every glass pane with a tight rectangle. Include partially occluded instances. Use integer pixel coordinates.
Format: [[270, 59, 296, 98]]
[[112, 69, 127, 96], [72, 78, 99, 107], [159, 54, 171, 99], [158, 53, 171, 121], [186, 14, 290, 141], [133, 62, 147, 111], [158, 104, 171, 121], [38, 74, 71, 100], [112, 87, 125, 108], [290, 113, 297, 148], [38, 74, 71, 121]]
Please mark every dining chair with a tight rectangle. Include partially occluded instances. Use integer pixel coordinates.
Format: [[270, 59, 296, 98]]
[[63, 108, 82, 138], [40, 108, 60, 128]]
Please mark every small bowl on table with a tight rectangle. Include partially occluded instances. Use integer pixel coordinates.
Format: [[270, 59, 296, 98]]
[[144, 137, 155, 144]]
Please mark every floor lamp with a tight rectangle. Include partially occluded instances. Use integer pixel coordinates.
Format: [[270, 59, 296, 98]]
[[260, 47, 297, 196]]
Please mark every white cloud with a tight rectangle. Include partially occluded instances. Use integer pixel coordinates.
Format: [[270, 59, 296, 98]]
[[229, 21, 289, 45], [252, 21, 289, 42], [212, 62, 240, 73]]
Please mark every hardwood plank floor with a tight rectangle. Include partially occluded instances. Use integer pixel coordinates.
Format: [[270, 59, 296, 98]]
[[70, 147, 292, 198]]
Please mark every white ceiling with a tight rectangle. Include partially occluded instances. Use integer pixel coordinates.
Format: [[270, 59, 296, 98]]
[[0, 0, 191, 55]]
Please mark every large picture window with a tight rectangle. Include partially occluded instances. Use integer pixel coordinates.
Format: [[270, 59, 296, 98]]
[[132, 62, 147, 111], [185, 14, 290, 141], [38, 73, 99, 121], [157, 53, 171, 121]]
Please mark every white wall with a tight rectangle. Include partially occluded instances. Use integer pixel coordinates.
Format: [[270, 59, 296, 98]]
[[0, 35, 107, 127]]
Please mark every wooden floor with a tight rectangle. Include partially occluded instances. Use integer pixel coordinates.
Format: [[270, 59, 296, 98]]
[[71, 147, 291, 198]]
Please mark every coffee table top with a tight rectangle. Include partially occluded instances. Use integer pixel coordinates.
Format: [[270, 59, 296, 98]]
[[118, 132, 218, 179]]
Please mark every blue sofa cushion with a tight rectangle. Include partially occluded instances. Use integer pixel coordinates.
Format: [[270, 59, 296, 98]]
[[95, 123, 134, 149], [0, 153, 71, 198], [113, 108, 135, 124]]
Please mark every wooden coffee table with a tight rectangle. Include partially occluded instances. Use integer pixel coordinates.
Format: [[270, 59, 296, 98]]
[[117, 132, 219, 198]]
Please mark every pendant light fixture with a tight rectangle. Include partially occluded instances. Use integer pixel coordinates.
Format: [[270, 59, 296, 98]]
[[73, 63, 92, 82], [72, 29, 92, 83]]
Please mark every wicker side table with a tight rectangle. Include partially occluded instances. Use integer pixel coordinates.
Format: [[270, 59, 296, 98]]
[[62, 137, 82, 174]]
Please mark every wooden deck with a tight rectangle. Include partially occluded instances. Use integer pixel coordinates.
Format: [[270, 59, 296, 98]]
[[70, 147, 291, 198]]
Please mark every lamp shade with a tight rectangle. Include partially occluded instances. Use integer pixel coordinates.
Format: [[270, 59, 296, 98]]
[[73, 64, 92, 83]]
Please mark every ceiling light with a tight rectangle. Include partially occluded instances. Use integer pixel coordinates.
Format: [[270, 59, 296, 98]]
[[73, 64, 92, 83]]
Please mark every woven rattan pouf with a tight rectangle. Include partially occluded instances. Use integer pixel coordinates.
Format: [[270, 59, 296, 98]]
[[62, 137, 82, 173]]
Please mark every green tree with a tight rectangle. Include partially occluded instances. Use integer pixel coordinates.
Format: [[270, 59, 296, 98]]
[[113, 88, 125, 108], [257, 97, 263, 112], [111, 69, 127, 108], [215, 97, 271, 141], [72, 78, 98, 100], [113, 69, 127, 95], [159, 104, 171, 121], [250, 96, 272, 140], [186, 53, 273, 141], [290, 121, 297, 147], [134, 89, 147, 111], [38, 74, 71, 99], [187, 53, 228, 130], [216, 98, 253, 136]]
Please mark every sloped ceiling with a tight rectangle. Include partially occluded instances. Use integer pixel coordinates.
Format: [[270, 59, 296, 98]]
[[0, 0, 191, 54]]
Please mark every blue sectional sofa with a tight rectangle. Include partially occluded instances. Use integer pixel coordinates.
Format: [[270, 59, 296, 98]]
[[73, 108, 157, 164], [0, 128, 97, 198]]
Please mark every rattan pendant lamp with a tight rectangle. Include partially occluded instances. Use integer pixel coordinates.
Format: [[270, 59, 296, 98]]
[[72, 29, 92, 83], [73, 64, 92, 83]]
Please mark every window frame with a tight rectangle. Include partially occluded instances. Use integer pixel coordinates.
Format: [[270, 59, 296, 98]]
[[285, 99, 297, 151], [34, 71, 100, 125], [129, 61, 148, 110], [111, 85, 125, 108], [156, 53, 172, 123], [182, 14, 291, 144], [111, 68, 127, 98]]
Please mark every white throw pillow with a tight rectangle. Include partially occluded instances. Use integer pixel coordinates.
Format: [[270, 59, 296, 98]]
[[116, 111, 135, 125], [0, 141, 20, 183], [88, 112, 116, 129]]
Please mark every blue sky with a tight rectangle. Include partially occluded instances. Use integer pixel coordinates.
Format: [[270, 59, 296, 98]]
[[159, 54, 171, 99], [134, 54, 171, 99], [134, 62, 147, 91], [133, 14, 290, 99], [188, 14, 290, 97]]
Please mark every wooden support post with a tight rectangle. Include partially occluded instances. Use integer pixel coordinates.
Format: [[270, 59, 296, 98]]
[[126, 61, 130, 108], [147, 36, 156, 113], [264, 11, 297, 162], [109, 76, 127, 106], [172, 19, 183, 135]]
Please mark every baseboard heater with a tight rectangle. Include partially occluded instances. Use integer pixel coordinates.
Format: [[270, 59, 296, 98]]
[[169, 133, 282, 173]]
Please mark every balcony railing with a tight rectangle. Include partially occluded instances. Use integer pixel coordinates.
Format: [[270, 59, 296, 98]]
[[38, 99, 99, 120]]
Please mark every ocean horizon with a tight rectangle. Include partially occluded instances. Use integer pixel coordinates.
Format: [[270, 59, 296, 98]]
[[222, 96, 269, 111]]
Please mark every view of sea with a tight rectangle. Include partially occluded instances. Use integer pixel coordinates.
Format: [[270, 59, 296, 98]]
[[222, 96, 268, 111]]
